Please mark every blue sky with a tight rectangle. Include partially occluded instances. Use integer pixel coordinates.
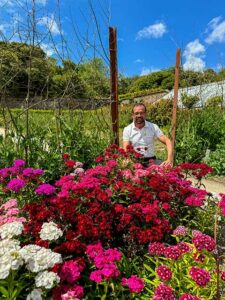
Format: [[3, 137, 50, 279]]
[[1, 0, 225, 77]]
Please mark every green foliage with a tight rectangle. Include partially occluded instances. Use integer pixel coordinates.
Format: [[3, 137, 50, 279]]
[[175, 107, 225, 164], [205, 95, 223, 107], [119, 88, 164, 101], [181, 93, 200, 109], [205, 141, 225, 176]]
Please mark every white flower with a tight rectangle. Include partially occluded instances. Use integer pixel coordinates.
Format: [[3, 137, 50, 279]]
[[20, 245, 62, 272], [26, 289, 42, 300], [35, 271, 60, 289], [39, 222, 63, 241], [0, 239, 21, 255], [0, 254, 11, 279], [0, 221, 24, 239]]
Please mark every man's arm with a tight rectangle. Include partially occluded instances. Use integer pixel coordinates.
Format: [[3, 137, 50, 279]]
[[157, 135, 173, 167]]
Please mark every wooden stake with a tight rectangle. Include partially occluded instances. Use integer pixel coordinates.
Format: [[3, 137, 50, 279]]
[[109, 27, 119, 145], [171, 48, 181, 165]]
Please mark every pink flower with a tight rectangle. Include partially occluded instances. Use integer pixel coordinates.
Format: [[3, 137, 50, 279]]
[[60, 260, 84, 283], [173, 226, 188, 236], [101, 263, 120, 279], [153, 283, 176, 300], [164, 246, 182, 260], [221, 271, 225, 282], [177, 242, 193, 254], [7, 179, 26, 192], [189, 266, 211, 287], [179, 294, 202, 300], [148, 242, 166, 256], [61, 291, 79, 300], [0, 199, 17, 210], [122, 275, 145, 294], [86, 241, 103, 260], [192, 233, 215, 252], [35, 183, 56, 195], [89, 270, 103, 283], [13, 159, 26, 169], [156, 265, 172, 282]]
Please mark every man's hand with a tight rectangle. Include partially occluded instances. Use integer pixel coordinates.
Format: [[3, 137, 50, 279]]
[[160, 159, 173, 168]]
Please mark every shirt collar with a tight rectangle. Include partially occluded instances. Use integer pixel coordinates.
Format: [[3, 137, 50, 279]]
[[132, 121, 148, 129]]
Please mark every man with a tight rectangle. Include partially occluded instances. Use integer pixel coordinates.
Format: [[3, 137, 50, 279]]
[[123, 103, 173, 167]]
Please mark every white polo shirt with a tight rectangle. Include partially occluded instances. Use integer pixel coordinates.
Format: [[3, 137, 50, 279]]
[[123, 121, 163, 157]]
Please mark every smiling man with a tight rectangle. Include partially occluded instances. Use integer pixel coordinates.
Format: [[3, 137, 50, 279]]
[[123, 103, 173, 167]]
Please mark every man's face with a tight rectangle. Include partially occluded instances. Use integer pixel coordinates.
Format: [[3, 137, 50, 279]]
[[133, 105, 146, 125]]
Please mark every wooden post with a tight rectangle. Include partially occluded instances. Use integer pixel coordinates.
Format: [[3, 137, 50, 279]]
[[109, 27, 119, 145], [171, 49, 181, 165]]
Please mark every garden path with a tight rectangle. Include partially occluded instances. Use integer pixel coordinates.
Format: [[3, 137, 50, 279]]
[[190, 176, 225, 194]]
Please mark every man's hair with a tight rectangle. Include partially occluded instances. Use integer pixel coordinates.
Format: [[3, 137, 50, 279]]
[[132, 103, 147, 113]]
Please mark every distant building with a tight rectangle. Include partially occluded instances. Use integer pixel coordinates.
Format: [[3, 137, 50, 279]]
[[162, 80, 225, 108]]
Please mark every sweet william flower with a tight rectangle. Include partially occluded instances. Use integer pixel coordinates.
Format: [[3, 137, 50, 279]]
[[35, 271, 60, 289], [35, 184, 56, 196], [121, 275, 145, 294], [179, 294, 202, 300], [0, 221, 24, 239], [40, 222, 63, 241], [7, 178, 26, 192], [156, 265, 172, 281], [26, 289, 42, 300], [189, 266, 211, 287]]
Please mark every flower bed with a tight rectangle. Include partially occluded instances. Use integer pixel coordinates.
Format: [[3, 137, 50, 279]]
[[0, 145, 224, 299]]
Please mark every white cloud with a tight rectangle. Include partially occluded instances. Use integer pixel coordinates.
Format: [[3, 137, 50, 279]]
[[40, 43, 54, 56], [183, 39, 206, 72], [134, 59, 144, 63], [38, 15, 60, 35], [184, 39, 205, 56], [140, 67, 159, 76], [183, 56, 205, 72], [205, 16, 225, 44], [136, 22, 167, 39]]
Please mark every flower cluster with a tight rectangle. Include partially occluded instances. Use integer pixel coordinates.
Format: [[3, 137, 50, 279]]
[[121, 275, 145, 294], [153, 282, 176, 299], [218, 193, 225, 216], [156, 265, 172, 281], [179, 163, 213, 180], [40, 222, 63, 241], [87, 242, 122, 283], [173, 225, 188, 236], [35, 183, 56, 196], [0, 199, 26, 225], [192, 232, 215, 252], [179, 294, 202, 300], [189, 266, 211, 287]]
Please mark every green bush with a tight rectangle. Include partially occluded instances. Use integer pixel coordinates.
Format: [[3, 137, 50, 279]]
[[181, 93, 200, 109], [205, 141, 225, 176], [205, 95, 223, 107]]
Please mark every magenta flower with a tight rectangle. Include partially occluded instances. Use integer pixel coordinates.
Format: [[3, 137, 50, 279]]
[[156, 265, 172, 281], [221, 271, 225, 281], [13, 159, 26, 169], [101, 263, 120, 279], [177, 242, 193, 254], [148, 242, 166, 256], [153, 283, 176, 300], [121, 275, 145, 294], [7, 178, 26, 192], [89, 270, 103, 283], [60, 260, 84, 283], [86, 241, 103, 260], [35, 183, 56, 195], [179, 294, 202, 300], [189, 266, 211, 287], [192, 233, 215, 252], [164, 245, 182, 260]]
